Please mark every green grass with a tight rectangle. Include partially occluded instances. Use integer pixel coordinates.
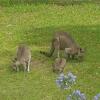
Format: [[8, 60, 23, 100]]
[[0, 0, 99, 6], [0, 1, 100, 100]]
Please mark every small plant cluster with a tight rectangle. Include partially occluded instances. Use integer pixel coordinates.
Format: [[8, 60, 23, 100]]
[[93, 93, 100, 100], [67, 91, 100, 100], [56, 72, 76, 89], [56, 72, 100, 100], [67, 90, 86, 100]]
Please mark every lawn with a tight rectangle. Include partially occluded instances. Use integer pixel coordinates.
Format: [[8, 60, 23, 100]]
[[0, 0, 100, 100]]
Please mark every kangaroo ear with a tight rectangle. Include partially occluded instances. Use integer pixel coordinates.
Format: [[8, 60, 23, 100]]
[[65, 48, 72, 53]]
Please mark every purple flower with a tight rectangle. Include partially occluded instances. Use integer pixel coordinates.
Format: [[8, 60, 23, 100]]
[[67, 95, 71, 100], [67, 72, 76, 84], [56, 73, 65, 88], [67, 90, 86, 100], [56, 72, 76, 89], [93, 93, 100, 100]]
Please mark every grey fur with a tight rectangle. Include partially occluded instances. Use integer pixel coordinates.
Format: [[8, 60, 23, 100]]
[[12, 44, 31, 72], [40, 32, 84, 60], [52, 58, 66, 73]]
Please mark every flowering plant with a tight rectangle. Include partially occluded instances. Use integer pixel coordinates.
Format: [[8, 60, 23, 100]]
[[93, 93, 100, 100], [67, 90, 86, 100], [56, 72, 76, 89]]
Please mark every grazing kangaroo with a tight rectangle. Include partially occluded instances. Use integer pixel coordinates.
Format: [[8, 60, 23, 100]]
[[40, 32, 84, 60], [52, 58, 66, 73], [12, 44, 31, 72]]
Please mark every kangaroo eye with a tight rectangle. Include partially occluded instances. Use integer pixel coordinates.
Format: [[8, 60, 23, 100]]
[[80, 48, 84, 53], [80, 48, 82, 51]]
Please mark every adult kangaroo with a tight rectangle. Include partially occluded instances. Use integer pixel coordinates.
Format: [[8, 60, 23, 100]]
[[40, 32, 84, 60]]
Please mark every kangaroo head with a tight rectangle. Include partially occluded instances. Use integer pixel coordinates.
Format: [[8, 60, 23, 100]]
[[77, 47, 85, 60]]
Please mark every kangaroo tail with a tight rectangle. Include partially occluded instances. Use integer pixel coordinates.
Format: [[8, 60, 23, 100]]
[[40, 51, 51, 57]]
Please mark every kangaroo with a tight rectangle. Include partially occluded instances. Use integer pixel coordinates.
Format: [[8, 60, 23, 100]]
[[40, 32, 84, 60], [52, 58, 66, 73], [12, 44, 31, 72]]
